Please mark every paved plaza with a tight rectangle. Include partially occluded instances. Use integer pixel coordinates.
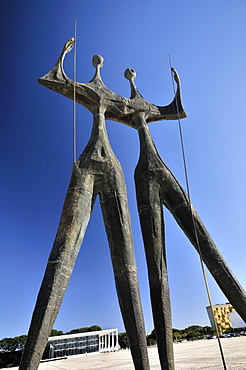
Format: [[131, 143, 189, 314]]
[[10, 336, 246, 369]]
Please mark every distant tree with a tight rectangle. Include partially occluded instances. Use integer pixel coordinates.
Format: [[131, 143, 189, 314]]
[[16, 335, 27, 350], [185, 325, 203, 333], [0, 335, 27, 368], [87, 325, 102, 332], [147, 338, 156, 346], [67, 328, 86, 334], [66, 325, 102, 335], [146, 329, 156, 345], [172, 331, 182, 341], [50, 329, 64, 337], [0, 338, 18, 352], [185, 331, 200, 340], [144, 325, 216, 342], [118, 332, 129, 349], [172, 328, 184, 335], [0, 335, 27, 352], [147, 328, 156, 341], [200, 326, 215, 335], [0, 351, 23, 368], [224, 326, 246, 334]]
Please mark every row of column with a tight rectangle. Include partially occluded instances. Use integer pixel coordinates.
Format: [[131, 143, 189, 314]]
[[99, 329, 118, 352]]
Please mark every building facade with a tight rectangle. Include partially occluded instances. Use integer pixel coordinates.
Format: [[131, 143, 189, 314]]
[[206, 303, 236, 332], [46, 328, 118, 359]]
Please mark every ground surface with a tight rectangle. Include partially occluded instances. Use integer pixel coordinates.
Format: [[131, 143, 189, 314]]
[[9, 336, 246, 369]]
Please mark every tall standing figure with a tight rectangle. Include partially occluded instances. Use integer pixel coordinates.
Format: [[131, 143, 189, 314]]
[[19, 39, 150, 370], [124, 68, 246, 369]]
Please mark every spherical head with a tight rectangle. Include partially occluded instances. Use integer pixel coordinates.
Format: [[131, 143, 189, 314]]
[[124, 68, 136, 81], [92, 55, 104, 68]]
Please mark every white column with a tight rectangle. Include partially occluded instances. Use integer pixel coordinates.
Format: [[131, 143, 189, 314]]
[[115, 330, 119, 351], [108, 334, 110, 351]]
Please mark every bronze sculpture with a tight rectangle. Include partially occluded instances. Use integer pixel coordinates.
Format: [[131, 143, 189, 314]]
[[19, 38, 246, 370], [19, 39, 150, 370], [127, 68, 246, 368]]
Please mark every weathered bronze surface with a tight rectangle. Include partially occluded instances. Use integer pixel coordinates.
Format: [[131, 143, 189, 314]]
[[134, 113, 246, 324], [133, 113, 246, 369], [19, 42, 150, 370], [38, 39, 186, 127], [123, 66, 246, 369], [19, 38, 246, 370], [20, 38, 186, 370]]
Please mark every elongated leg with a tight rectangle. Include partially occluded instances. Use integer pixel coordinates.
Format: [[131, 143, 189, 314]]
[[158, 165, 246, 324], [135, 116, 174, 369], [135, 115, 246, 369], [99, 173, 150, 370], [19, 164, 95, 370], [135, 173, 174, 370]]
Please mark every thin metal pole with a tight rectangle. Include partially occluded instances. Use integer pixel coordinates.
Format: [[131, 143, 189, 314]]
[[168, 54, 227, 370], [73, 20, 77, 163]]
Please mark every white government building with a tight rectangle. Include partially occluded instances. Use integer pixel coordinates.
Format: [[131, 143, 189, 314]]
[[46, 328, 118, 359]]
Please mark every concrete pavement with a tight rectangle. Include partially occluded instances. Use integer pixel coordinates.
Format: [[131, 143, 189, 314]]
[[9, 336, 246, 369]]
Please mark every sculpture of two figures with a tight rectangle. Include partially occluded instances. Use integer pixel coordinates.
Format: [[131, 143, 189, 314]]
[[19, 39, 246, 370]]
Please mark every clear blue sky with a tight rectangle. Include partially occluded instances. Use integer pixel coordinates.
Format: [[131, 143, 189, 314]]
[[1, 1, 246, 339]]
